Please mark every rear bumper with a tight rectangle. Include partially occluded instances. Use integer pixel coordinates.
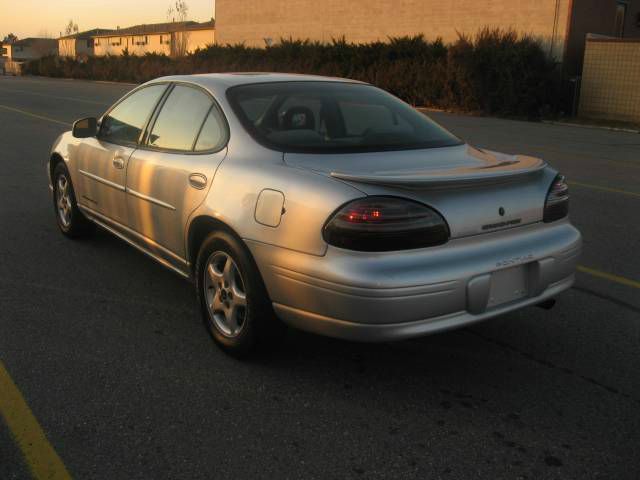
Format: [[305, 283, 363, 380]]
[[246, 220, 581, 342], [272, 275, 574, 342]]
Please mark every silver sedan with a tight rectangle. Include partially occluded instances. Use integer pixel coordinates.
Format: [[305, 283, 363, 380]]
[[48, 73, 582, 356]]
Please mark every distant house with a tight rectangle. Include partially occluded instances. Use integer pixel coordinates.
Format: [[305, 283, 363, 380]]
[[59, 29, 114, 58], [3, 38, 58, 62], [1, 38, 57, 74], [92, 20, 215, 56]]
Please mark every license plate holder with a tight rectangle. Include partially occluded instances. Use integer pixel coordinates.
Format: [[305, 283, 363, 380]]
[[487, 265, 529, 308]]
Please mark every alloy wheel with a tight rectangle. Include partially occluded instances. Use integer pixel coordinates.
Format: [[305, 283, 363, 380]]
[[204, 251, 248, 338], [56, 174, 72, 228]]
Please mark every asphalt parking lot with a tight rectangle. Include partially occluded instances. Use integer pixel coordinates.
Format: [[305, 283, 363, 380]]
[[0, 75, 639, 480]]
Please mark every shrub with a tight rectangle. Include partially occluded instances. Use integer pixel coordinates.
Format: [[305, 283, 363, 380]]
[[25, 29, 559, 117]]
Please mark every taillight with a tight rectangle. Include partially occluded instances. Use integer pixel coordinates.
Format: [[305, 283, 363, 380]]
[[323, 197, 449, 251], [544, 175, 569, 223]]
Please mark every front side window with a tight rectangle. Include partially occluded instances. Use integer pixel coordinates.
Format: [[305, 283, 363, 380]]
[[99, 84, 167, 145], [228, 82, 461, 154], [147, 85, 213, 151]]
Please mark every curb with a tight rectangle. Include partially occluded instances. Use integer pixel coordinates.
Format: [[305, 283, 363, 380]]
[[417, 107, 640, 134], [541, 120, 639, 134], [22, 75, 138, 87]]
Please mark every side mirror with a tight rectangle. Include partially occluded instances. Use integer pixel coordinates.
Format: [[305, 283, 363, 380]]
[[72, 117, 97, 138]]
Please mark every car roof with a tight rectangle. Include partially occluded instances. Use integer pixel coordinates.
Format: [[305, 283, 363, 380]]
[[147, 72, 368, 91]]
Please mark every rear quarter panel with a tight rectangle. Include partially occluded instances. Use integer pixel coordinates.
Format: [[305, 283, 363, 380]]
[[188, 146, 364, 257]]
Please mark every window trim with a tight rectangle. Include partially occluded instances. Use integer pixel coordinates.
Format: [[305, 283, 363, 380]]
[[139, 81, 230, 155]]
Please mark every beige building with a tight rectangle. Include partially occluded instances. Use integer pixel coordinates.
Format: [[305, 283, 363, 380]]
[[215, 0, 640, 76], [58, 29, 114, 58], [92, 21, 215, 56], [579, 36, 640, 123]]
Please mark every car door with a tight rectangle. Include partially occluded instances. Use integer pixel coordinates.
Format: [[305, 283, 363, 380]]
[[75, 84, 168, 225], [125, 83, 228, 266]]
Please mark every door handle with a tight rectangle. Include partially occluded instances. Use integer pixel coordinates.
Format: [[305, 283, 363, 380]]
[[189, 173, 207, 190], [113, 156, 125, 169]]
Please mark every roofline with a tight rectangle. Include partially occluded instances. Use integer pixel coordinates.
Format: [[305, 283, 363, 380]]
[[59, 29, 115, 40], [146, 73, 368, 90], [92, 23, 215, 38], [11, 38, 58, 46]]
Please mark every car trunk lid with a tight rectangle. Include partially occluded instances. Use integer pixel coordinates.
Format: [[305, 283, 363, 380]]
[[284, 144, 553, 239]]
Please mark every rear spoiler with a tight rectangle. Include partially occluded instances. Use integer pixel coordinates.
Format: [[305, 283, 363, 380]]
[[330, 157, 547, 189]]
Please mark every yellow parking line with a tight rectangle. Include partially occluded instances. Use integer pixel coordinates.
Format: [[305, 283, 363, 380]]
[[0, 361, 72, 480], [0, 104, 70, 127], [569, 181, 640, 199], [577, 265, 640, 290]]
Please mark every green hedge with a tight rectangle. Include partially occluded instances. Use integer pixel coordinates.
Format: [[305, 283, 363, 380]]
[[26, 28, 559, 117]]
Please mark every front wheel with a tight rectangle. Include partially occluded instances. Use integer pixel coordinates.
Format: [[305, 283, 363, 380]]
[[195, 231, 283, 358], [52, 162, 93, 238]]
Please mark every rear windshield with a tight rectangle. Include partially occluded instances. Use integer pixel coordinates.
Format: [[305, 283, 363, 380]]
[[227, 82, 462, 153]]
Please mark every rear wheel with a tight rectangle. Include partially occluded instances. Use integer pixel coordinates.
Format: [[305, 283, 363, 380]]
[[204, 251, 248, 338], [195, 230, 283, 357], [52, 162, 93, 238]]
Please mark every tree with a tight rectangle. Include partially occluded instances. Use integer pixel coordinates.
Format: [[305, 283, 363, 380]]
[[2, 33, 18, 44], [167, 1, 190, 57], [64, 19, 79, 36], [167, 1, 189, 23]]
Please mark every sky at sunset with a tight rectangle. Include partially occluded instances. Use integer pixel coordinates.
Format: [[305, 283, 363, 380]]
[[0, 0, 216, 39]]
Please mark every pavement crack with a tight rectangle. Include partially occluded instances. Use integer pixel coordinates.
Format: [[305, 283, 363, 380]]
[[467, 329, 640, 406], [572, 285, 640, 315]]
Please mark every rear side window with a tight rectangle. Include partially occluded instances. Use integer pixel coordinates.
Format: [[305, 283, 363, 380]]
[[195, 108, 227, 151], [100, 84, 167, 145], [148, 85, 213, 151]]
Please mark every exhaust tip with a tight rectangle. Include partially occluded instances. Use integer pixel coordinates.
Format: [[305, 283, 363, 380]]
[[536, 299, 556, 310]]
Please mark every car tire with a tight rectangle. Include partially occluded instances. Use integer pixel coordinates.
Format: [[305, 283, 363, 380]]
[[195, 230, 284, 358], [52, 162, 93, 238]]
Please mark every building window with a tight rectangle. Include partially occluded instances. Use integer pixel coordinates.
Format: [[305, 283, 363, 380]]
[[614, 2, 627, 37]]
